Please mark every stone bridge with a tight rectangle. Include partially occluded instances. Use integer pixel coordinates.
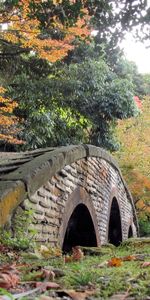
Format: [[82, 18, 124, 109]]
[[0, 145, 138, 251]]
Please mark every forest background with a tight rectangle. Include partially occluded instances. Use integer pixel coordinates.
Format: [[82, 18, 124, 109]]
[[0, 0, 150, 235]]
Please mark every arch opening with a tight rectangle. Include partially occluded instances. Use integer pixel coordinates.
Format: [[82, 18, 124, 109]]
[[128, 225, 133, 238], [108, 197, 122, 246], [62, 204, 97, 252]]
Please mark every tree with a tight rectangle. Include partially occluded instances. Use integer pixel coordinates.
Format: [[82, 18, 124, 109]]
[[1, 0, 149, 149], [6, 52, 138, 150], [113, 58, 146, 97], [1, 0, 150, 62], [0, 0, 90, 62], [115, 95, 150, 233], [142, 73, 150, 95], [0, 0, 91, 145], [54, 57, 138, 150], [91, 0, 150, 47]]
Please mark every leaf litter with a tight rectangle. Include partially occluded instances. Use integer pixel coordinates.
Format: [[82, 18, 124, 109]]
[[0, 239, 150, 299]]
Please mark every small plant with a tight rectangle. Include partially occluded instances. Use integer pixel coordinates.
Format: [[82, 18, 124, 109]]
[[0, 208, 37, 250], [67, 267, 99, 287]]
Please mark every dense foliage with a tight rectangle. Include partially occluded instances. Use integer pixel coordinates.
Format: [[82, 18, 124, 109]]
[[0, 0, 150, 150], [115, 96, 150, 236], [1, 50, 139, 150]]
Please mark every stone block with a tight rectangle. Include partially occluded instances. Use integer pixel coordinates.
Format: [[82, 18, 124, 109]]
[[0, 180, 26, 226]]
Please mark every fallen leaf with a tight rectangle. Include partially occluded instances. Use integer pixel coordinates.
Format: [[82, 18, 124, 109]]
[[122, 255, 135, 261], [72, 246, 84, 261], [141, 262, 150, 268], [32, 268, 55, 281], [64, 255, 73, 263], [53, 247, 62, 257], [42, 269, 55, 281], [39, 245, 62, 258], [108, 257, 122, 267], [56, 289, 95, 300], [0, 244, 11, 253], [0, 273, 20, 289], [0, 264, 20, 289], [39, 245, 51, 258]]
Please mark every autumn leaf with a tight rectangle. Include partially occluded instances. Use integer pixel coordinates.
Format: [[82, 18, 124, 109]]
[[39, 245, 62, 258], [108, 257, 123, 267], [64, 255, 73, 263], [39, 245, 51, 258], [0, 86, 24, 145], [122, 255, 136, 261], [141, 262, 150, 268], [0, 0, 91, 63], [56, 289, 96, 300], [0, 265, 20, 289], [72, 246, 84, 261], [109, 290, 130, 300], [32, 268, 55, 282]]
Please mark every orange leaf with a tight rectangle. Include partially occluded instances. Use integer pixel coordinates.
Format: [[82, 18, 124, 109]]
[[108, 257, 122, 267]]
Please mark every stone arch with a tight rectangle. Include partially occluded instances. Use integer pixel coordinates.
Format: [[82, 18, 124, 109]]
[[62, 204, 98, 252], [0, 145, 138, 233], [58, 186, 100, 250], [0, 145, 139, 244], [107, 189, 122, 246]]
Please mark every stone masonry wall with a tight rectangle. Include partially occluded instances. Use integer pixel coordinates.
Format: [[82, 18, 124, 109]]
[[21, 156, 137, 247]]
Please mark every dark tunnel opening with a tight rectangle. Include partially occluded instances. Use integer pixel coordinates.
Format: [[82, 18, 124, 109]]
[[128, 225, 133, 238], [62, 204, 97, 252], [108, 198, 122, 246]]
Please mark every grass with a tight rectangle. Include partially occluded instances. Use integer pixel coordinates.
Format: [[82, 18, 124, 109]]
[[57, 249, 150, 298], [0, 238, 150, 299]]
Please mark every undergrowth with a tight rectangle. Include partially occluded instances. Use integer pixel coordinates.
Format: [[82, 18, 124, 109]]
[[0, 208, 36, 250]]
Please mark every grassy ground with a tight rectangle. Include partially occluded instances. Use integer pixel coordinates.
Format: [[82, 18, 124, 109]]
[[0, 238, 150, 300]]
